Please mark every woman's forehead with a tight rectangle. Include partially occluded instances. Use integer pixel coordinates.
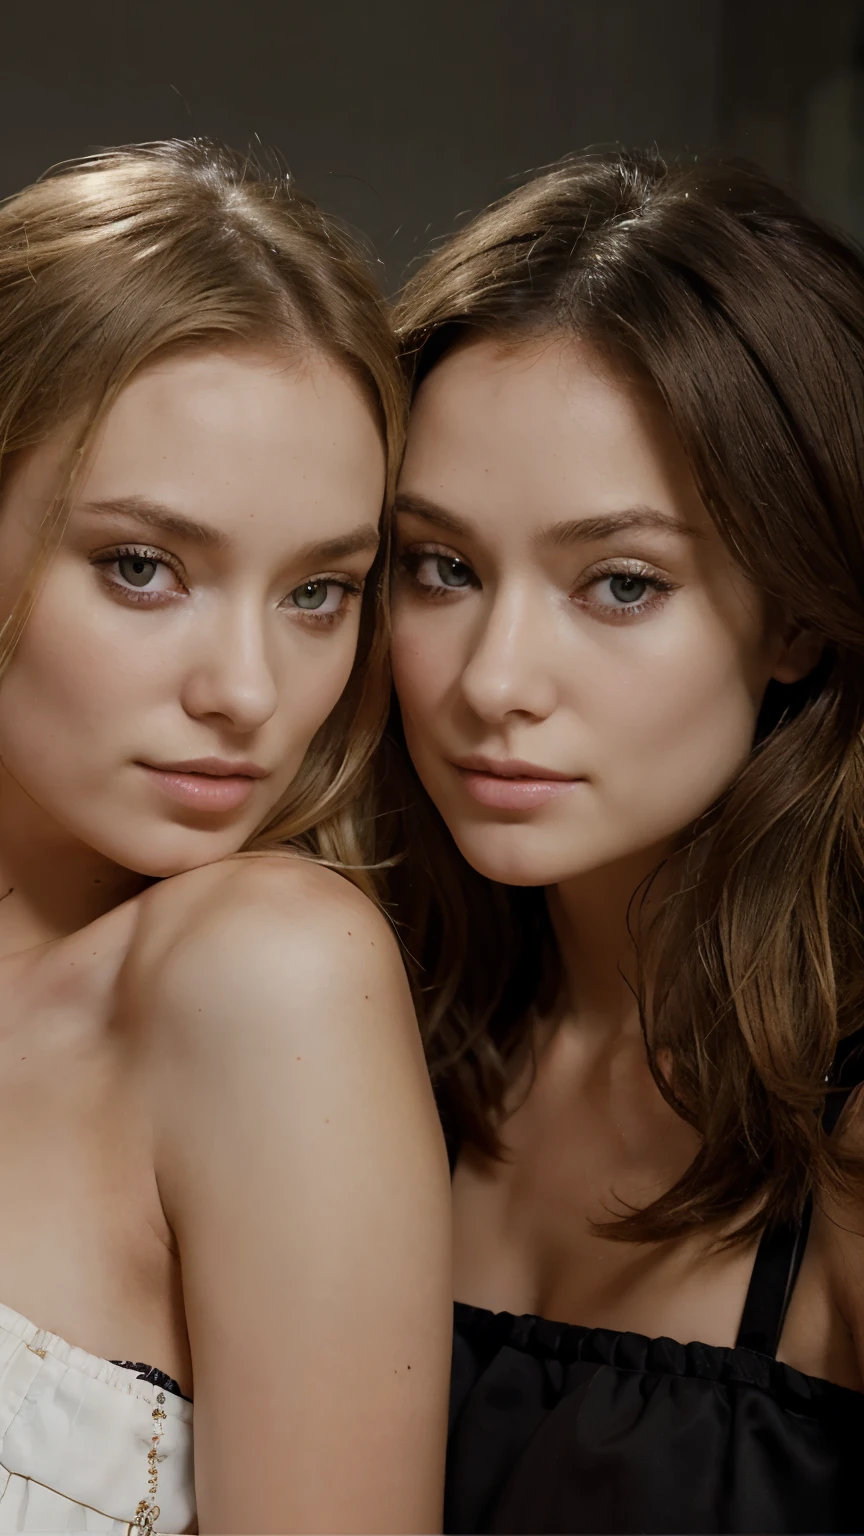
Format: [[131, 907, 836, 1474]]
[[401, 335, 709, 543]]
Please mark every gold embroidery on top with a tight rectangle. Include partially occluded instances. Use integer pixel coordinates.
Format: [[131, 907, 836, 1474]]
[[133, 1391, 166, 1534]]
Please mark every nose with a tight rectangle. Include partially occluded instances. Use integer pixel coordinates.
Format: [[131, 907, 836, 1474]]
[[180, 597, 280, 734], [460, 581, 558, 724]]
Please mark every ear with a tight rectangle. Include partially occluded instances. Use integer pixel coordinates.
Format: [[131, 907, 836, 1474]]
[[771, 624, 824, 685]]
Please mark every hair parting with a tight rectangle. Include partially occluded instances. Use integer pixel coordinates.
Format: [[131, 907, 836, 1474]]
[[0, 137, 406, 900], [385, 147, 864, 1242]]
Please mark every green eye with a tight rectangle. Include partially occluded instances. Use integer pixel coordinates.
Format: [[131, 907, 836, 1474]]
[[293, 581, 329, 610], [118, 555, 158, 588]]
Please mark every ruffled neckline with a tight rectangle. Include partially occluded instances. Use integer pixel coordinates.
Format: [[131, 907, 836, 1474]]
[[454, 1300, 864, 1418]]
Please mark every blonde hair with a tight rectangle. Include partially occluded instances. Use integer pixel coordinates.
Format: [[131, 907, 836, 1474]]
[[0, 138, 406, 895]]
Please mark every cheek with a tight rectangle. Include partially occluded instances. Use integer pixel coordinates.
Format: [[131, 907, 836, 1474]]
[[271, 615, 369, 760], [0, 559, 177, 800], [0, 598, 120, 736], [0, 616, 131, 810], [584, 619, 769, 833], [390, 607, 456, 724]]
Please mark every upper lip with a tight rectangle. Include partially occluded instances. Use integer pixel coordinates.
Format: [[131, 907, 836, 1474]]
[[142, 757, 269, 779], [453, 755, 578, 782]]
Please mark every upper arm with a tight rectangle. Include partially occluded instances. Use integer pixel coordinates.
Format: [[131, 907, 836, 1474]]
[[142, 860, 451, 1535]]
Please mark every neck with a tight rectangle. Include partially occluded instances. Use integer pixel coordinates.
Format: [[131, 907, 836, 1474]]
[[0, 766, 148, 960], [546, 844, 671, 1043]]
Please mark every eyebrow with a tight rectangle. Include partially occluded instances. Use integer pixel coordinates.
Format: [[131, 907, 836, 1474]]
[[77, 495, 380, 564], [298, 526, 381, 563], [78, 495, 231, 550], [539, 507, 707, 546], [393, 491, 705, 545]]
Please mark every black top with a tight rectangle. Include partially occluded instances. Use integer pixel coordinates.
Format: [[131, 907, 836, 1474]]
[[446, 1033, 864, 1534]]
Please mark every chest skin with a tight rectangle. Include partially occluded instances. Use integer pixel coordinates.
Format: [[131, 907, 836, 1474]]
[[0, 901, 191, 1395], [452, 1020, 863, 1392]]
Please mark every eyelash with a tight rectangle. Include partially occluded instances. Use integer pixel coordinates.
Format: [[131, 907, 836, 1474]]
[[398, 544, 677, 621], [398, 547, 479, 601], [91, 545, 185, 605], [91, 545, 364, 625], [282, 576, 364, 627], [575, 558, 677, 621]]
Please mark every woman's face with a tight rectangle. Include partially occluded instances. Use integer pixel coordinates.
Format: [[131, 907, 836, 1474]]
[[391, 335, 811, 889], [0, 346, 385, 878]]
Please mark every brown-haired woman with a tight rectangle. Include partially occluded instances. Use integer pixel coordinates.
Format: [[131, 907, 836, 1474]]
[[0, 141, 450, 1534], [386, 150, 864, 1533]]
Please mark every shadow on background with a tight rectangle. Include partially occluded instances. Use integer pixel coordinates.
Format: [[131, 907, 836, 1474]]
[[1, 0, 861, 285]]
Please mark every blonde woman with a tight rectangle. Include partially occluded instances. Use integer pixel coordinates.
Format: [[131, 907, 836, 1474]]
[[0, 141, 450, 1535]]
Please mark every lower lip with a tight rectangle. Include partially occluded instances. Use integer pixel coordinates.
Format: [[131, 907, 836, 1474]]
[[458, 770, 581, 811], [141, 766, 258, 812]]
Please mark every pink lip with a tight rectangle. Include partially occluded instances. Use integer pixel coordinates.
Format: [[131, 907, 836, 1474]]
[[453, 756, 583, 812], [139, 758, 267, 813]]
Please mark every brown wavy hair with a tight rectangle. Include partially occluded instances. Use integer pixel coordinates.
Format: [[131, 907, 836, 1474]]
[[386, 148, 864, 1243], [0, 139, 405, 897]]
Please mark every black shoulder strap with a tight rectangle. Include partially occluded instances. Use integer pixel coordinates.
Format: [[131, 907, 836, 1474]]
[[734, 1200, 813, 1356], [735, 1027, 864, 1358]]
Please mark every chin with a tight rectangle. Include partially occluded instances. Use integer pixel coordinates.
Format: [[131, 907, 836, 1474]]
[[453, 817, 685, 894], [449, 806, 677, 889], [450, 821, 595, 888], [130, 846, 238, 881], [85, 820, 251, 882]]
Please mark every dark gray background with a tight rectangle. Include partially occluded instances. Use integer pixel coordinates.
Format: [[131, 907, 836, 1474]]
[[2, 0, 862, 286]]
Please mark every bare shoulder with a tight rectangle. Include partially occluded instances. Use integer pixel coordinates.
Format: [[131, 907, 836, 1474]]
[[124, 853, 413, 1062], [130, 857, 450, 1536], [137, 850, 392, 951], [133, 851, 402, 979]]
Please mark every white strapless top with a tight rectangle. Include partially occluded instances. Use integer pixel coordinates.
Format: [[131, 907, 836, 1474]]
[[0, 1300, 194, 1533]]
